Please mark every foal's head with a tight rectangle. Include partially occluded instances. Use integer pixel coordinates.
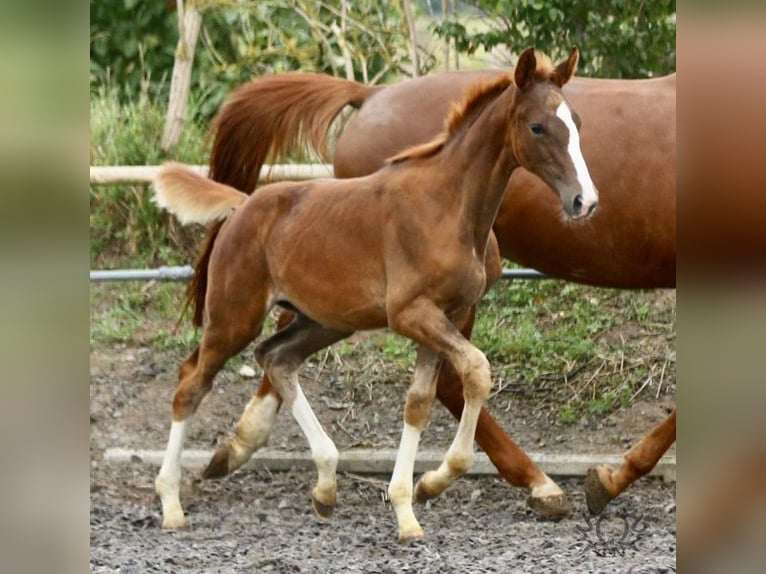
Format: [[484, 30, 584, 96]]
[[508, 47, 598, 219]]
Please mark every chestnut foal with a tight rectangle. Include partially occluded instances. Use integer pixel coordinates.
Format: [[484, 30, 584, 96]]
[[153, 48, 597, 541]]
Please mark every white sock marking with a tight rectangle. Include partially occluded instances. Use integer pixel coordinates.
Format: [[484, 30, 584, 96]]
[[390, 423, 422, 499], [291, 386, 338, 472], [158, 420, 188, 483]]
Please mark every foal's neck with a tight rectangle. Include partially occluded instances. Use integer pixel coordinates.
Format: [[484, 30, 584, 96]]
[[443, 90, 518, 252]]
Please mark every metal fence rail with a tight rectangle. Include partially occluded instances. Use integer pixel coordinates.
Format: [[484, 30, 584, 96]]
[[89, 265, 546, 282]]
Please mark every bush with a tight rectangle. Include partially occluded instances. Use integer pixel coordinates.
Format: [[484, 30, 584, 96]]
[[431, 0, 676, 78], [90, 85, 209, 267]]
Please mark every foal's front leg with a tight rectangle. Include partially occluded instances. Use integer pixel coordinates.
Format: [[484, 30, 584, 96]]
[[390, 301, 493, 537], [387, 347, 441, 542]]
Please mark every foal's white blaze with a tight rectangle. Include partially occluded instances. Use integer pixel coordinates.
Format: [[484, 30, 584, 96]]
[[556, 102, 599, 208]]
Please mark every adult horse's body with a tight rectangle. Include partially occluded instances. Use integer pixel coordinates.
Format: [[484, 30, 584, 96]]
[[154, 49, 597, 540]]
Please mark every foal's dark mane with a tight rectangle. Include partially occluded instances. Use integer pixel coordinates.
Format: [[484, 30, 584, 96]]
[[385, 75, 512, 165]]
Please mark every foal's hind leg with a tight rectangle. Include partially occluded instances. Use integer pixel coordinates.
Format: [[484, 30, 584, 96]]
[[155, 303, 268, 528], [203, 310, 296, 479], [254, 313, 351, 519]]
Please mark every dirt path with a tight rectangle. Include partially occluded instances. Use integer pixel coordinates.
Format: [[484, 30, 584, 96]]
[[90, 335, 675, 572], [90, 461, 675, 573]]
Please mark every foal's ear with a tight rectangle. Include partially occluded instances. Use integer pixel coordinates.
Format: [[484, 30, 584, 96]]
[[552, 47, 579, 87], [514, 47, 538, 91]]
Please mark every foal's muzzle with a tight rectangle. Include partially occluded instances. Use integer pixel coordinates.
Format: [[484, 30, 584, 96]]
[[568, 193, 598, 219], [572, 194, 598, 219]]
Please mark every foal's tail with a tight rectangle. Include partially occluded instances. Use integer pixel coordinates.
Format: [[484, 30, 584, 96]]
[[209, 72, 375, 194], [153, 162, 248, 327]]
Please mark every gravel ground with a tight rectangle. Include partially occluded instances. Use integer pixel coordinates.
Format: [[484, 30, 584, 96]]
[[90, 336, 676, 573], [90, 461, 676, 573]]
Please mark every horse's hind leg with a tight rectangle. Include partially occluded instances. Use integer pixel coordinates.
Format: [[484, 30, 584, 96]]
[[435, 305, 570, 517], [585, 408, 676, 514], [253, 313, 351, 519], [155, 303, 267, 528], [203, 310, 296, 479]]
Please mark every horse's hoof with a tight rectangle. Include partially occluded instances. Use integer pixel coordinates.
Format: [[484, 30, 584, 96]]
[[585, 467, 615, 515], [398, 527, 425, 544], [161, 513, 188, 529], [202, 445, 230, 479], [526, 491, 572, 518], [312, 494, 335, 521]]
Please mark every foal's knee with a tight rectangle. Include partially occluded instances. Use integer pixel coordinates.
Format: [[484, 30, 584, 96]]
[[461, 349, 491, 401]]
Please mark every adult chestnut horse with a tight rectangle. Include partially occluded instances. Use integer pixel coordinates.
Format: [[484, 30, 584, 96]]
[[153, 48, 597, 541], [206, 61, 675, 516]]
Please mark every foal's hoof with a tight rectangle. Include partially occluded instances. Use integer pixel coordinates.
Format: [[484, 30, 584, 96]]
[[312, 494, 336, 521], [202, 445, 231, 479], [413, 478, 439, 504], [584, 467, 616, 515], [161, 513, 188, 530], [398, 526, 425, 544], [526, 491, 572, 518]]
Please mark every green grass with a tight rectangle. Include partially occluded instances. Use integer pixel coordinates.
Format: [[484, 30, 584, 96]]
[[89, 281, 200, 352], [471, 269, 675, 423]]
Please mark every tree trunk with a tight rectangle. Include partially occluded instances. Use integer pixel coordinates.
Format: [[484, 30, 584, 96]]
[[161, 1, 202, 153], [402, 0, 420, 77], [441, 0, 449, 71]]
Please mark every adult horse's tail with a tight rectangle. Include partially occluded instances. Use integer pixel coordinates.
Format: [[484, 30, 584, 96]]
[[209, 72, 375, 194], [153, 162, 248, 327]]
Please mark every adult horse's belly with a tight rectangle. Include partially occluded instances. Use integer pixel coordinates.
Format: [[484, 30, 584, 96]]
[[335, 73, 676, 289]]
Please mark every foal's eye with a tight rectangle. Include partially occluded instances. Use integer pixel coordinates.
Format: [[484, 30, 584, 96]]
[[530, 123, 545, 135]]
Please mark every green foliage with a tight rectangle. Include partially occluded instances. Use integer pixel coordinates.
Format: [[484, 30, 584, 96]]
[[90, 85, 209, 267], [90, 0, 178, 99], [90, 1, 414, 120], [431, 0, 676, 78]]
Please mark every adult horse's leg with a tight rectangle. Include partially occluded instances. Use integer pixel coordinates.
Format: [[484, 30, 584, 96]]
[[388, 346, 442, 541], [155, 321, 262, 528], [203, 310, 295, 479], [253, 313, 352, 519], [585, 408, 677, 514], [433, 305, 571, 517]]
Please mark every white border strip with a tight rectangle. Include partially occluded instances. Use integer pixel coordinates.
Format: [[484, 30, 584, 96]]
[[104, 447, 676, 483]]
